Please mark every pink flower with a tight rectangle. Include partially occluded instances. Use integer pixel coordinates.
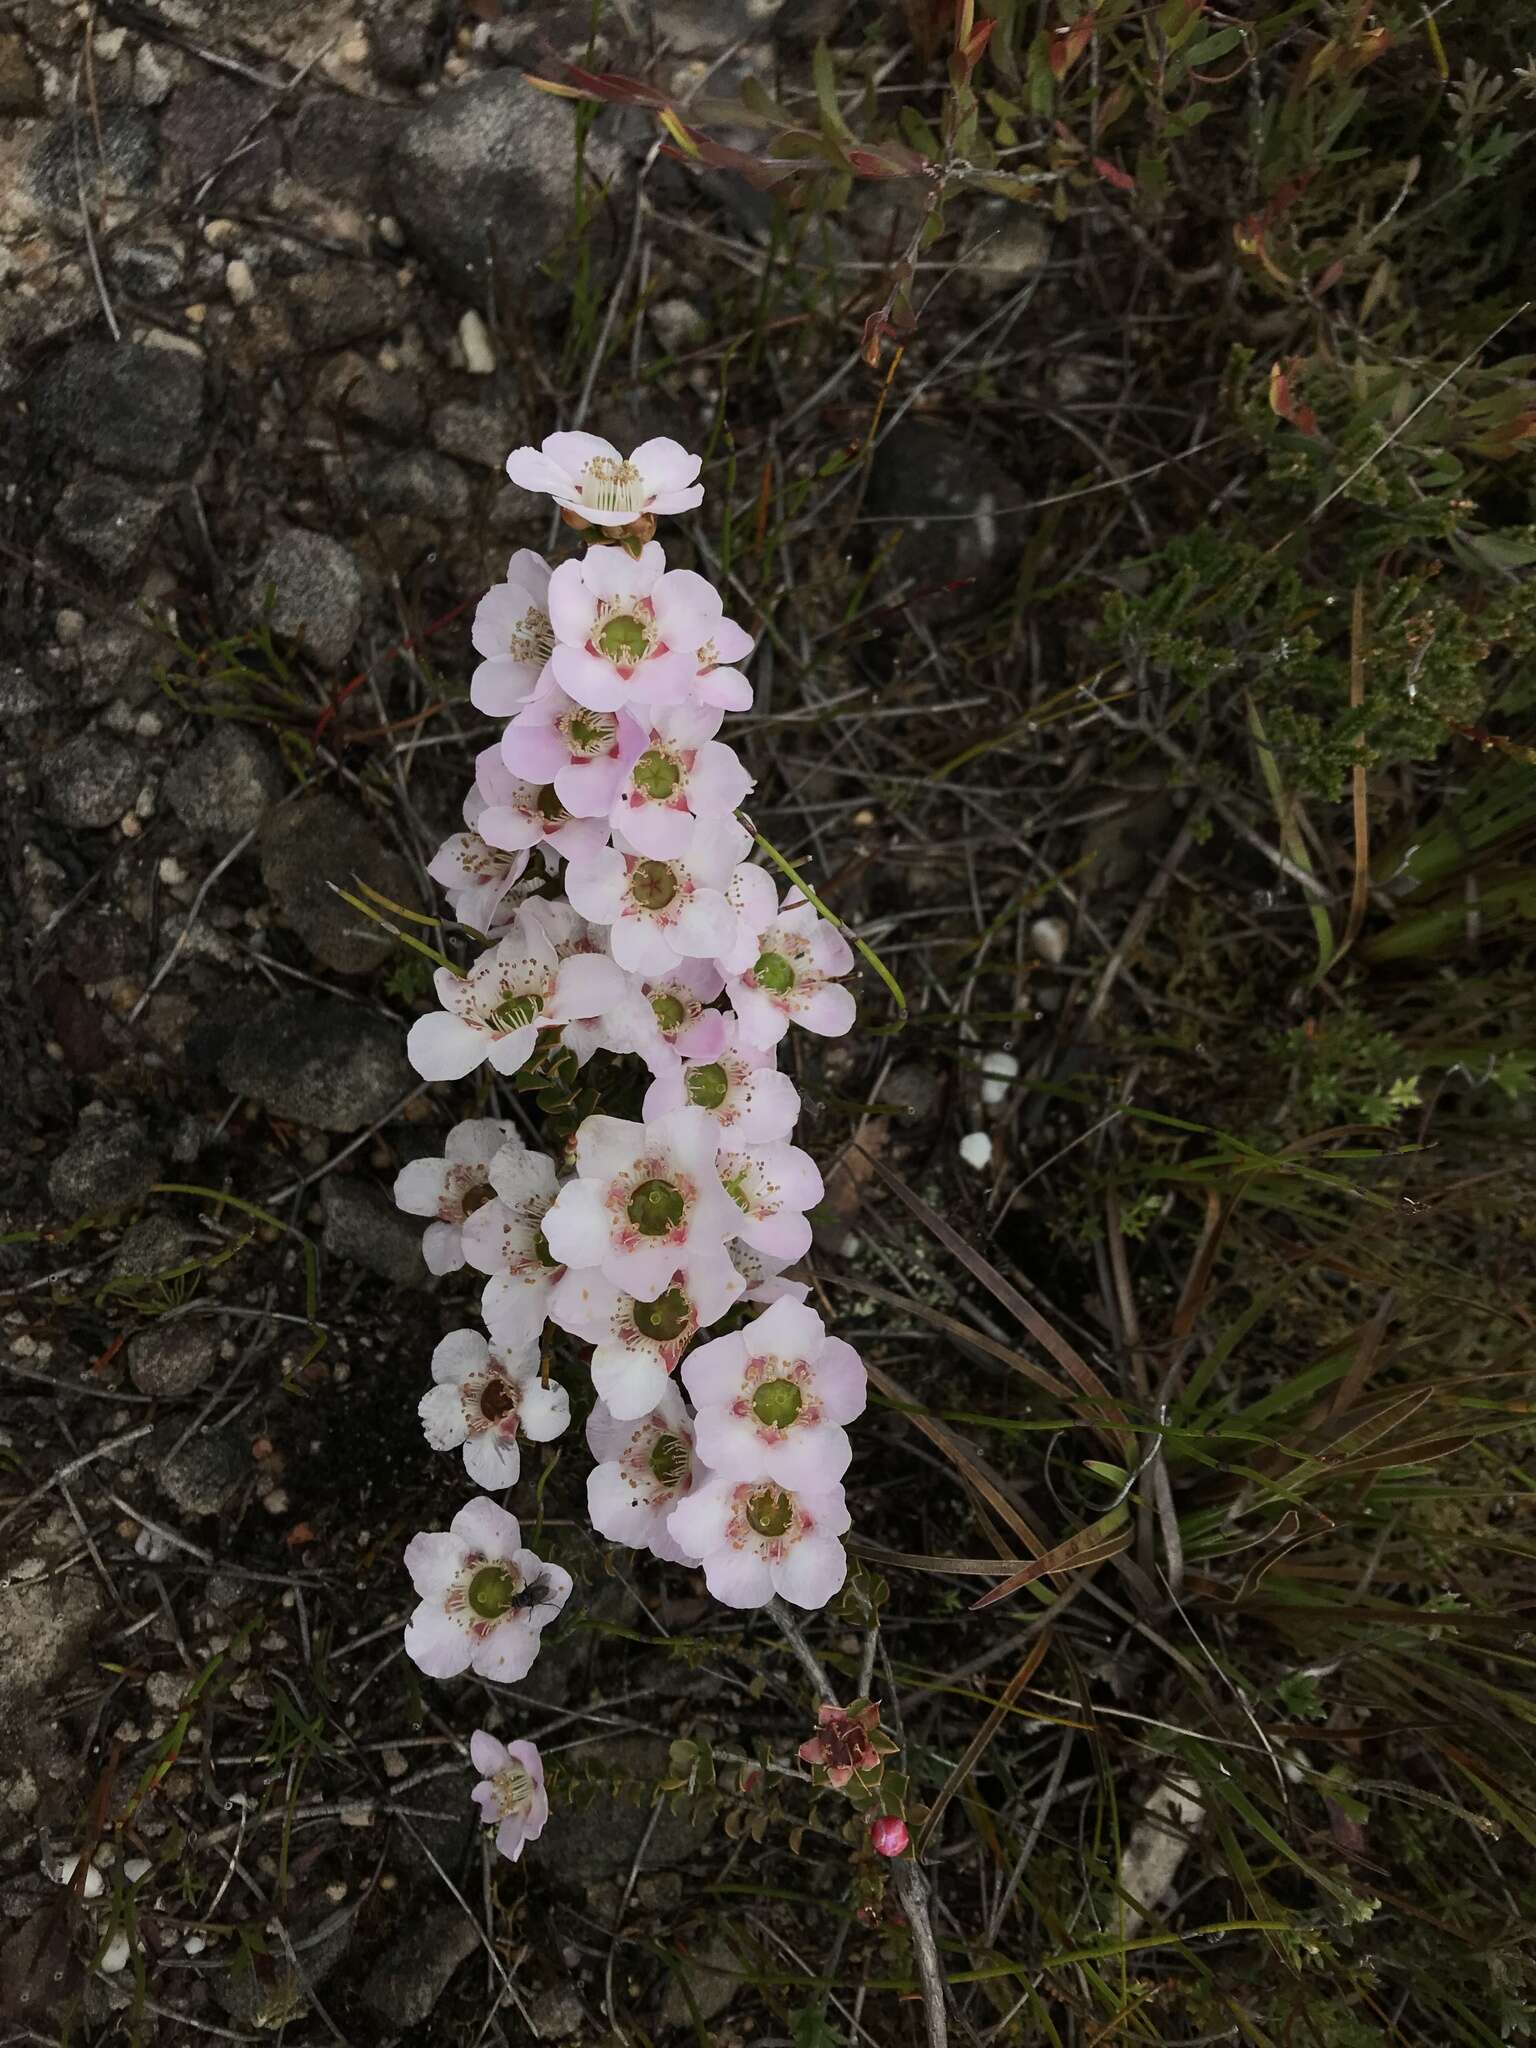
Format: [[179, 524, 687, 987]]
[[717, 861, 781, 973], [666, 1474, 850, 1610], [608, 960, 728, 1078], [643, 1015, 800, 1142], [682, 1296, 865, 1488], [548, 1257, 743, 1418], [546, 542, 714, 713], [469, 1732, 549, 1863], [729, 1238, 811, 1307], [610, 703, 754, 859], [391, 1117, 519, 1276], [586, 1384, 700, 1563], [500, 687, 645, 821], [718, 1140, 824, 1262], [869, 1815, 909, 1859], [506, 432, 703, 527], [403, 1498, 571, 1681], [470, 550, 554, 716], [405, 910, 626, 1082], [565, 818, 748, 976], [657, 569, 756, 712], [472, 744, 612, 867], [798, 1701, 890, 1791], [418, 1329, 569, 1489], [459, 1146, 565, 1347], [426, 820, 529, 934], [725, 891, 856, 1045], [541, 1107, 740, 1307]]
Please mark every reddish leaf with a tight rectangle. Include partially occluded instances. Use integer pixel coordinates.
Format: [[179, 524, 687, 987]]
[[1093, 155, 1137, 192], [1049, 16, 1094, 79], [1269, 357, 1319, 438]]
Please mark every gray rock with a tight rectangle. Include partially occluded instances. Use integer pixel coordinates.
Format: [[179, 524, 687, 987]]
[[165, 724, 286, 847], [0, 665, 49, 720], [284, 96, 411, 199], [528, 1736, 713, 1883], [214, 1911, 352, 2026], [32, 341, 207, 480], [29, 109, 159, 210], [0, 1510, 104, 1782], [320, 1177, 425, 1286], [388, 73, 623, 303], [48, 1115, 163, 1219], [58, 908, 139, 983], [157, 1424, 246, 1517], [245, 527, 363, 670], [286, 268, 404, 351], [364, 449, 472, 526], [51, 474, 165, 582], [218, 995, 411, 1133], [259, 793, 415, 974], [660, 1931, 743, 2029], [430, 399, 514, 471], [112, 243, 185, 298], [39, 730, 143, 828], [360, 1905, 478, 2029], [863, 421, 1023, 616], [369, 0, 443, 85], [129, 1319, 221, 1398], [313, 352, 425, 441], [528, 1985, 587, 2040], [162, 79, 281, 203], [0, 32, 42, 114], [111, 1215, 196, 1280], [74, 620, 165, 707], [961, 199, 1053, 295]]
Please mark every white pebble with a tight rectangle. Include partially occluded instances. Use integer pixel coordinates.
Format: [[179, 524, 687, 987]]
[[48, 1853, 104, 1899], [157, 855, 186, 886], [99, 1930, 132, 1973], [458, 309, 495, 376], [225, 258, 256, 307], [92, 26, 127, 60], [123, 1857, 152, 1883], [959, 1132, 994, 1171], [979, 1049, 1018, 1107], [1029, 916, 1070, 965], [377, 214, 405, 250], [184, 1933, 207, 1956]]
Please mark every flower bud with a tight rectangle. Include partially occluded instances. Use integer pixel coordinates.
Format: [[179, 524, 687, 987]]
[[869, 1814, 909, 1858]]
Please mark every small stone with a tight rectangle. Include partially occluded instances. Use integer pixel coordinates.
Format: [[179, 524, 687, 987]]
[[429, 398, 512, 470], [0, 665, 49, 720], [51, 474, 165, 582], [1029, 916, 1070, 965], [286, 268, 404, 351], [130, 1320, 221, 1398], [962, 200, 1053, 292], [165, 724, 287, 847], [162, 79, 281, 203], [49, 1114, 163, 1219], [959, 1131, 994, 1171], [360, 1905, 479, 2028], [980, 1049, 1019, 1106], [528, 1984, 587, 2041], [363, 449, 472, 526], [114, 243, 184, 297], [29, 110, 158, 210], [133, 42, 176, 106], [245, 527, 364, 670], [659, 1932, 742, 2029], [320, 1177, 426, 1286], [370, 0, 439, 86], [111, 1215, 196, 1279], [457, 308, 495, 374], [39, 731, 145, 828], [0, 32, 42, 114], [226, 258, 256, 306], [74, 620, 163, 708], [92, 26, 128, 61], [864, 422, 1022, 617], [31, 341, 206, 481], [377, 214, 405, 249], [157, 1425, 246, 1517], [313, 351, 425, 440], [259, 792, 416, 974], [218, 995, 412, 1133], [649, 295, 709, 354], [285, 96, 410, 200]]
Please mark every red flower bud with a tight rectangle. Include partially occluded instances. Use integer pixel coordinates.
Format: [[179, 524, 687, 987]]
[[869, 1814, 909, 1858]]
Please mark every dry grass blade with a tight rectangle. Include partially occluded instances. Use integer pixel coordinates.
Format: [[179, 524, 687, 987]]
[[861, 1151, 1132, 1453], [1328, 1290, 1398, 1419], [824, 1272, 1077, 1403], [914, 1631, 1054, 1857], [970, 1510, 1133, 1612]]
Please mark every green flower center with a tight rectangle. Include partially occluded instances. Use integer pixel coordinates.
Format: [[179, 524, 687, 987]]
[[746, 1486, 795, 1539], [632, 1285, 692, 1342], [597, 612, 649, 666], [723, 1169, 752, 1214], [627, 1178, 684, 1237], [686, 1062, 729, 1111], [633, 748, 682, 800], [649, 1432, 690, 1486], [532, 1226, 560, 1269], [753, 950, 795, 993], [751, 1379, 803, 1430], [491, 1763, 533, 1812], [461, 1180, 497, 1216], [466, 1564, 519, 1620], [490, 991, 543, 1034], [650, 991, 685, 1032], [630, 860, 678, 911], [567, 710, 613, 753], [536, 783, 566, 822]]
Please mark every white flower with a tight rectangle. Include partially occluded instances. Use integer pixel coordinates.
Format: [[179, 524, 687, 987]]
[[609, 703, 753, 860], [500, 688, 644, 820], [506, 431, 703, 527], [586, 1383, 701, 1563], [460, 1146, 566, 1347], [541, 1106, 741, 1307], [643, 1014, 800, 1142], [729, 1238, 810, 1306], [565, 818, 749, 977], [548, 1256, 743, 1418], [403, 1498, 571, 1681], [682, 1297, 865, 1489], [391, 1117, 520, 1276], [658, 569, 756, 713], [667, 1475, 850, 1611], [725, 890, 856, 1045], [606, 960, 728, 1078], [470, 1731, 549, 1862], [718, 1139, 823, 1262], [546, 541, 716, 713], [418, 1329, 569, 1490], [406, 908, 626, 1083], [470, 550, 554, 716], [472, 743, 612, 868], [426, 822, 529, 933]]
